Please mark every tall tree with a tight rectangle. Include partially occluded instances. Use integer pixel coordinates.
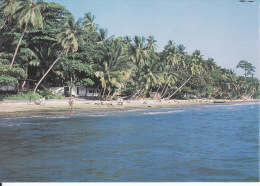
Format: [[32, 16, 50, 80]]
[[146, 36, 157, 51], [82, 12, 98, 33], [236, 60, 256, 80], [10, 0, 44, 68], [33, 15, 84, 94], [0, 0, 24, 29], [167, 50, 204, 99], [128, 36, 150, 67], [92, 38, 128, 99]]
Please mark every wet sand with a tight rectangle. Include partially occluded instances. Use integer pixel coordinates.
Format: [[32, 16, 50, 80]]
[[0, 98, 259, 118]]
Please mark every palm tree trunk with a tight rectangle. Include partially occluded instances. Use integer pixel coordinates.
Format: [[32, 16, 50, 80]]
[[161, 83, 170, 98], [102, 86, 106, 99], [110, 67, 134, 99], [156, 85, 161, 94], [10, 25, 28, 68], [110, 89, 119, 100], [139, 90, 144, 98], [123, 66, 134, 84], [70, 76, 73, 97], [160, 83, 168, 96], [93, 85, 100, 97], [33, 51, 63, 94], [106, 88, 113, 99], [127, 89, 139, 99], [0, 19, 7, 30], [167, 75, 193, 100]]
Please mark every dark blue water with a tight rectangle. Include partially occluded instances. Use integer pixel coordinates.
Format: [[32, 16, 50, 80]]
[[0, 102, 259, 182]]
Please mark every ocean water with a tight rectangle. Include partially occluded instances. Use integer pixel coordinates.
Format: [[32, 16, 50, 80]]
[[0, 102, 259, 182]]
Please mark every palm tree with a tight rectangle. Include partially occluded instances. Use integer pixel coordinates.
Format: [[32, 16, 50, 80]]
[[146, 36, 157, 51], [92, 38, 128, 99], [205, 58, 217, 71], [82, 12, 99, 33], [123, 36, 132, 45], [165, 40, 175, 50], [128, 36, 150, 67], [161, 73, 178, 98], [177, 44, 186, 55], [125, 36, 153, 97], [162, 42, 186, 72], [33, 15, 84, 94], [136, 59, 161, 95], [28, 43, 58, 85], [158, 61, 178, 98], [167, 50, 204, 99], [0, 0, 23, 29], [166, 46, 183, 69], [10, 0, 44, 68], [246, 77, 259, 98], [97, 28, 114, 44], [226, 70, 238, 98]]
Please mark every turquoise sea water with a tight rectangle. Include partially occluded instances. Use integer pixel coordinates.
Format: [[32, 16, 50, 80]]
[[0, 102, 259, 182]]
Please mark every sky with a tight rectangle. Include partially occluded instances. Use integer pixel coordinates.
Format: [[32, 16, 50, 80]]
[[45, 0, 259, 77]]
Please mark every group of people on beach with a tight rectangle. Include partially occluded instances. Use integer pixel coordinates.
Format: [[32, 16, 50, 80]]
[[28, 96, 45, 106], [39, 97, 45, 106], [30, 96, 74, 112]]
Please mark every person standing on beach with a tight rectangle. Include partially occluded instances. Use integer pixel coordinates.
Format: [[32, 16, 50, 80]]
[[69, 98, 74, 112], [42, 96, 45, 107]]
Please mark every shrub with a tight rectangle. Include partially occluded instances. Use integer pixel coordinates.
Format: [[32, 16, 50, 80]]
[[36, 89, 64, 99], [3, 91, 41, 100], [0, 90, 64, 101]]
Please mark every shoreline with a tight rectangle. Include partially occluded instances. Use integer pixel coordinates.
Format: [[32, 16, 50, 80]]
[[0, 98, 259, 119]]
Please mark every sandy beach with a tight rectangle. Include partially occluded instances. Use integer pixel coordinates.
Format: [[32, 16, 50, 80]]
[[0, 98, 259, 118]]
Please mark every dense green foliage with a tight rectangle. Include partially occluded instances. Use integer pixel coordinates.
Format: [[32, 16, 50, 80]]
[[0, 0, 259, 100], [0, 90, 63, 101]]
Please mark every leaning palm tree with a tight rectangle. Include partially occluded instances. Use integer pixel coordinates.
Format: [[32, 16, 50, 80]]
[[10, 0, 44, 68], [92, 38, 128, 99], [167, 51, 204, 99], [246, 77, 259, 98], [33, 15, 84, 94], [125, 36, 151, 96], [136, 59, 161, 95]]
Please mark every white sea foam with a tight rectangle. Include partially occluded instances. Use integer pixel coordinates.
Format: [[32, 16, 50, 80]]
[[233, 102, 259, 106], [87, 114, 107, 117], [144, 110, 185, 115], [124, 109, 145, 112], [46, 116, 70, 119]]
